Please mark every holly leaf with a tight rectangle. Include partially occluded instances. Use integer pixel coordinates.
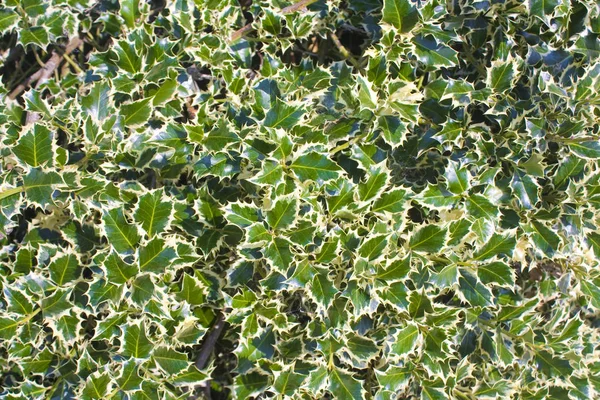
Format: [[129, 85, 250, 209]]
[[134, 190, 173, 237], [382, 0, 419, 33], [310, 269, 337, 309], [409, 225, 447, 253], [390, 324, 420, 357], [13, 125, 54, 167], [103, 207, 140, 253], [20, 27, 49, 48], [266, 197, 298, 230], [329, 369, 364, 400], [152, 346, 189, 374], [290, 152, 342, 183], [121, 321, 153, 359]]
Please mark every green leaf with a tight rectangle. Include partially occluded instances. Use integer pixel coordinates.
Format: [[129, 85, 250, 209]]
[[81, 372, 111, 399], [94, 312, 126, 341], [329, 369, 364, 400], [420, 185, 459, 209], [22, 348, 54, 375], [131, 274, 155, 305], [376, 365, 411, 392], [372, 189, 407, 213], [236, 327, 276, 372], [409, 225, 447, 253], [54, 314, 79, 343], [170, 366, 210, 386], [327, 179, 356, 214], [0, 317, 19, 339], [82, 82, 111, 121], [382, 0, 419, 32], [103, 207, 140, 253], [529, 0, 559, 19], [315, 238, 339, 263], [534, 350, 573, 377], [413, 36, 458, 67], [431, 263, 459, 288], [121, 321, 153, 359], [579, 277, 600, 309], [358, 234, 388, 261], [489, 61, 516, 93], [408, 290, 433, 318], [471, 218, 494, 244], [356, 75, 378, 109], [152, 78, 178, 106], [262, 9, 281, 35], [48, 252, 80, 286], [103, 251, 138, 284], [114, 40, 142, 74], [346, 333, 379, 361], [203, 120, 240, 151], [176, 274, 206, 306], [264, 237, 294, 272], [458, 270, 493, 307], [477, 262, 515, 287], [569, 142, 600, 159], [4, 287, 34, 315], [553, 156, 585, 188], [233, 371, 270, 399], [195, 153, 240, 178], [310, 269, 337, 309], [525, 220, 561, 257], [358, 167, 389, 202], [152, 346, 189, 374], [290, 152, 342, 183], [13, 125, 53, 167], [120, 98, 152, 127], [23, 168, 64, 208], [445, 161, 469, 194], [466, 194, 499, 220], [134, 190, 173, 237], [390, 324, 420, 357], [121, 0, 141, 29], [376, 255, 411, 282], [117, 361, 143, 392], [88, 279, 122, 307], [20, 27, 49, 48], [586, 232, 600, 258], [421, 384, 447, 400], [225, 202, 259, 228], [474, 233, 516, 260], [264, 99, 304, 130], [24, 90, 50, 116], [266, 197, 298, 230], [245, 223, 271, 245], [0, 9, 19, 31], [41, 288, 72, 317], [138, 237, 176, 273], [273, 370, 306, 396], [250, 159, 284, 186], [511, 171, 539, 209]]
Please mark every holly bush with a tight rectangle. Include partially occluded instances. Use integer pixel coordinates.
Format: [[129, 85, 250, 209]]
[[1, 0, 600, 398]]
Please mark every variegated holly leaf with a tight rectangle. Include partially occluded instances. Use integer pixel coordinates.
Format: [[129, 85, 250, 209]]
[[0, 0, 598, 398]]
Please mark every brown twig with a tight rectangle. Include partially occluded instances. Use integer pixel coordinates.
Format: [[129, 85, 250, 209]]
[[229, 0, 318, 43], [191, 312, 225, 399], [8, 37, 83, 101], [280, 0, 318, 13], [229, 24, 255, 44], [329, 31, 363, 72], [195, 312, 226, 370]]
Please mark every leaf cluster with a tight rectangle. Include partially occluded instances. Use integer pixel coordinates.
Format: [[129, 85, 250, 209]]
[[1, 0, 600, 399]]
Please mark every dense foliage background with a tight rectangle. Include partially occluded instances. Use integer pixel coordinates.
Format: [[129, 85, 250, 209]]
[[1, 0, 600, 398]]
